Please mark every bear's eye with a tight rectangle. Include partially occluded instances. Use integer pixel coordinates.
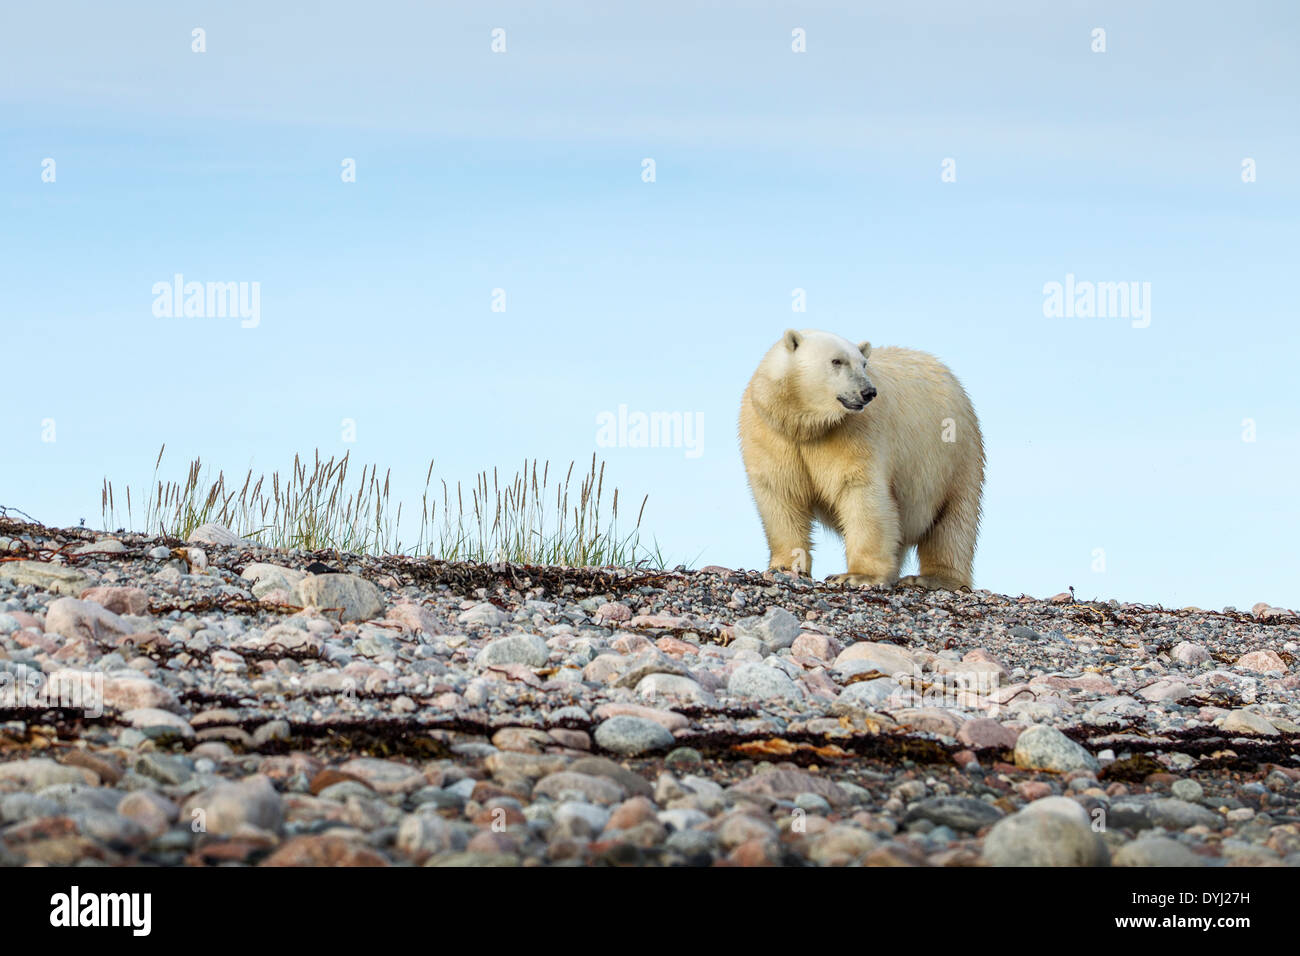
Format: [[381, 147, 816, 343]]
[[831, 359, 844, 368]]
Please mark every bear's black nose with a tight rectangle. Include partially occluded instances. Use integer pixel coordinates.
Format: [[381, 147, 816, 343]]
[[861, 387, 877, 403]]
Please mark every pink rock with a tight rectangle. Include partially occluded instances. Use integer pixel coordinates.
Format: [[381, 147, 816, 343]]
[[12, 630, 57, 652], [6, 610, 42, 631], [988, 683, 1035, 705], [956, 717, 1019, 750], [44, 597, 134, 644], [547, 728, 591, 750], [1252, 602, 1292, 620], [431, 692, 465, 711], [1138, 679, 1194, 701], [655, 635, 697, 657], [336, 758, 426, 794], [1017, 781, 1052, 800], [1031, 674, 1116, 694], [798, 669, 841, 700], [1172, 642, 1210, 666], [606, 796, 658, 830], [78, 586, 151, 616], [592, 702, 687, 732], [611, 633, 657, 655], [595, 602, 633, 623], [1049, 592, 1072, 603], [1237, 650, 1287, 674], [262, 835, 388, 866], [117, 791, 178, 839], [385, 602, 441, 635], [103, 675, 181, 713], [962, 649, 1010, 675], [891, 708, 960, 736], [792, 632, 842, 661], [259, 588, 295, 605], [834, 641, 919, 676]]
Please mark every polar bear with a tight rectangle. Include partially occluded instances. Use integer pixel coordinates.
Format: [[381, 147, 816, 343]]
[[739, 329, 984, 590]]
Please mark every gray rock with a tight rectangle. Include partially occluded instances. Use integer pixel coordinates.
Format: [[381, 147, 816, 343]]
[[72, 538, 126, 555], [1019, 795, 1091, 827], [1221, 709, 1278, 736], [731, 607, 801, 652], [551, 801, 610, 839], [134, 753, 194, 786], [122, 708, 194, 739], [240, 563, 307, 599], [1147, 798, 1223, 831], [904, 796, 1003, 832], [982, 811, 1110, 866], [1113, 836, 1204, 867], [593, 716, 675, 756], [1171, 642, 1210, 666], [533, 772, 626, 806], [0, 560, 89, 596], [475, 633, 550, 668], [727, 662, 804, 702], [186, 523, 250, 547], [183, 775, 283, 836], [665, 829, 717, 859], [1013, 725, 1100, 773], [0, 758, 89, 789], [295, 573, 384, 623], [567, 757, 655, 798], [458, 603, 509, 627], [397, 813, 460, 859], [635, 673, 716, 706], [838, 677, 901, 708], [794, 792, 833, 815], [659, 807, 710, 831], [1170, 779, 1204, 802]]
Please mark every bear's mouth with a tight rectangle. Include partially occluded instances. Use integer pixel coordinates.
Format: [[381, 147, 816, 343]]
[[838, 397, 866, 411]]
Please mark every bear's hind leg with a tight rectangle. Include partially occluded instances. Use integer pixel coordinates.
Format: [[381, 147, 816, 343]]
[[905, 486, 980, 591]]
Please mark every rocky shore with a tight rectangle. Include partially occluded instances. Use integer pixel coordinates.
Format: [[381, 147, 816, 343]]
[[1, 517, 1298, 867]]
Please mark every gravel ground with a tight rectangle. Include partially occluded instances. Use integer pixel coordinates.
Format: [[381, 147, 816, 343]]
[[1, 517, 1298, 867]]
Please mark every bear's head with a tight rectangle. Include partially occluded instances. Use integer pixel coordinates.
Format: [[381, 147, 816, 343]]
[[752, 329, 877, 438]]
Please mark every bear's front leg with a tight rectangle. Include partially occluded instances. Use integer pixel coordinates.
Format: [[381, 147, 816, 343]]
[[825, 483, 902, 588], [751, 481, 813, 578]]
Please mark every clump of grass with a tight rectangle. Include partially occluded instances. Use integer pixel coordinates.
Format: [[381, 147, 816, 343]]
[[102, 445, 658, 567]]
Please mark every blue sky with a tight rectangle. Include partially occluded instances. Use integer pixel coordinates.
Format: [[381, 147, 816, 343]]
[[2, 2, 1297, 610]]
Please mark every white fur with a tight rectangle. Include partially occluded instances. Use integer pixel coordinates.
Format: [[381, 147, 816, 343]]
[[739, 329, 985, 589]]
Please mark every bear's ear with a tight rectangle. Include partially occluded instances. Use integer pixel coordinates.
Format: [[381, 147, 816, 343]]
[[858, 341, 872, 360], [783, 329, 803, 351]]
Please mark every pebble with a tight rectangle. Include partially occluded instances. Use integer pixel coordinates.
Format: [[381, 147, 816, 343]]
[[593, 716, 675, 755], [731, 606, 801, 651], [727, 662, 804, 702], [296, 573, 384, 622], [1221, 709, 1279, 736], [982, 809, 1110, 866], [904, 796, 1003, 832], [1, 520, 1297, 868], [1113, 836, 1204, 867], [475, 633, 550, 667], [1013, 725, 1101, 773]]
